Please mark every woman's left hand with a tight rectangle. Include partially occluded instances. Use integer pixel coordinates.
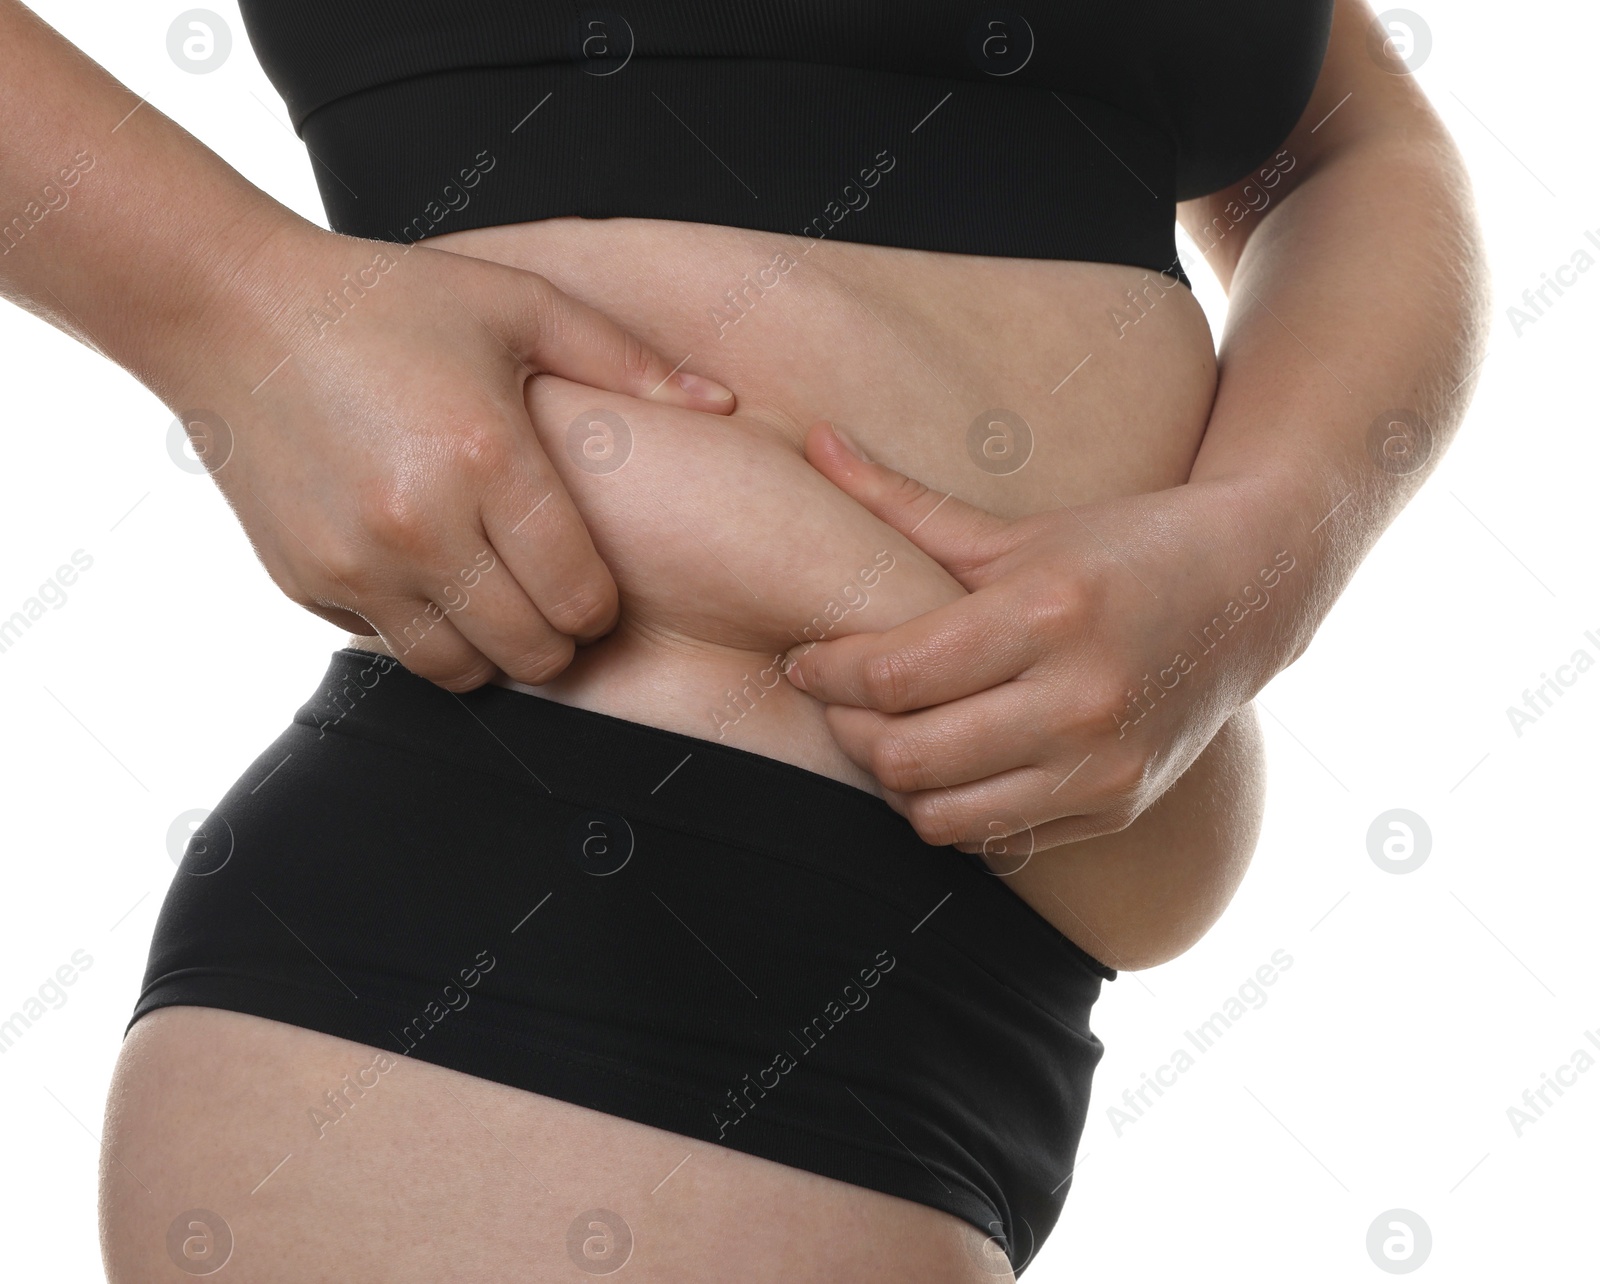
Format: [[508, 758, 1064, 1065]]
[[782, 420, 1306, 853]]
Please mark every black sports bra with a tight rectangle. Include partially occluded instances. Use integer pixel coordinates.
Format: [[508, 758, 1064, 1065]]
[[237, 2, 1334, 284]]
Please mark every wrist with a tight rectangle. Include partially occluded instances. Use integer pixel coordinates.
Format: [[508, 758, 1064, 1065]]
[[1178, 470, 1329, 695], [131, 205, 343, 409]]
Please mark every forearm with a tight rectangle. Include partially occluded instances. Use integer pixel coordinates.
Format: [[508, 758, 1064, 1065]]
[[0, 1, 316, 402], [1183, 120, 1489, 686]]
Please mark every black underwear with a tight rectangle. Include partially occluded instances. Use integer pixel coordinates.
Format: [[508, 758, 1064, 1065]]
[[130, 647, 1114, 1273]]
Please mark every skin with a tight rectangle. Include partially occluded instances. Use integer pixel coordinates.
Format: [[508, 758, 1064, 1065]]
[[345, 229, 1271, 968], [0, 0, 1486, 1278], [0, 1, 742, 693], [105, 1007, 1007, 1283], [782, 0, 1491, 860]]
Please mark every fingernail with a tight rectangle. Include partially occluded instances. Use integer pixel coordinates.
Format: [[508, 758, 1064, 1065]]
[[830, 423, 870, 462], [786, 662, 808, 690], [674, 370, 734, 402]]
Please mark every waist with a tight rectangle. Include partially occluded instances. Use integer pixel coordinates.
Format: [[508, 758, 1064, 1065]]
[[351, 215, 1219, 787]]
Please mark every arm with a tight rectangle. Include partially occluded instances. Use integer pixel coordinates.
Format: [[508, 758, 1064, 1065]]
[[0, 2, 295, 395], [1177, 0, 1490, 686], [778, 0, 1488, 938], [0, 0, 737, 688]]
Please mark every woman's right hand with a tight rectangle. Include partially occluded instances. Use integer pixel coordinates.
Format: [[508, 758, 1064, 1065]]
[[170, 221, 738, 692], [0, 3, 733, 692]]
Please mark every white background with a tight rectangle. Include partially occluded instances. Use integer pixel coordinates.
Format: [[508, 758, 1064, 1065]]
[[0, 1, 1593, 1279]]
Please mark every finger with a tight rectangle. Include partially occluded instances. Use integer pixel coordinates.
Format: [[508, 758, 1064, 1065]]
[[882, 765, 1071, 850], [802, 420, 1016, 582], [363, 595, 505, 693], [255, 545, 391, 638], [417, 532, 582, 687], [784, 587, 1036, 711], [298, 596, 385, 636], [955, 811, 1129, 853], [904, 767, 1136, 853], [819, 682, 1062, 793], [493, 269, 736, 414], [483, 444, 621, 643]]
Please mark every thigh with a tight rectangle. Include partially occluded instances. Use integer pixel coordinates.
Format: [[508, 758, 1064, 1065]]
[[100, 1007, 1012, 1283]]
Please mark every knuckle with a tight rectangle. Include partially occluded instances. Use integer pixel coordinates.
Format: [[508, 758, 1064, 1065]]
[[504, 637, 575, 686], [427, 659, 498, 694], [888, 471, 926, 499], [279, 583, 322, 614], [543, 579, 617, 638], [618, 327, 656, 386], [869, 735, 923, 792], [1085, 677, 1137, 733], [521, 268, 555, 302], [860, 649, 915, 711], [358, 481, 432, 553], [884, 470, 932, 510], [1027, 577, 1087, 634], [907, 793, 963, 848], [259, 556, 310, 603], [317, 541, 378, 595], [447, 421, 510, 479], [1098, 753, 1150, 806], [518, 270, 557, 327], [1092, 799, 1142, 837]]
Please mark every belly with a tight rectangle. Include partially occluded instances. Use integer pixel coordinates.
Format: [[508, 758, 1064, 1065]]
[[352, 216, 1219, 791]]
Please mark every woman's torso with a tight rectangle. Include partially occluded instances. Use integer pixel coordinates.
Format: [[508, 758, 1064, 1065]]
[[345, 216, 1265, 970], [351, 215, 1217, 784]]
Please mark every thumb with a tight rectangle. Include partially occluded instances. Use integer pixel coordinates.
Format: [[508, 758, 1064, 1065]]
[[804, 420, 1013, 582], [488, 262, 738, 414]]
